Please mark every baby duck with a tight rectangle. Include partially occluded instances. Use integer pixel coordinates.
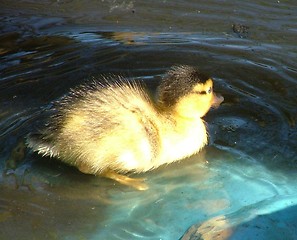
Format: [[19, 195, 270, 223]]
[[27, 65, 223, 190]]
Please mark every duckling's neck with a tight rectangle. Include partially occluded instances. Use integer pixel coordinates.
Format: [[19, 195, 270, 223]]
[[157, 102, 202, 123], [154, 105, 208, 167]]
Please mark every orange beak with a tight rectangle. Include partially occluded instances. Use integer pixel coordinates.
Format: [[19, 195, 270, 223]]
[[211, 93, 224, 108]]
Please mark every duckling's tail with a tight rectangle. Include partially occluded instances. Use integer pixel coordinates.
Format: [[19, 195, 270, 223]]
[[26, 133, 59, 158]]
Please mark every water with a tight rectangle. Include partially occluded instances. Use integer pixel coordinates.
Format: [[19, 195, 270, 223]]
[[0, 1, 297, 239]]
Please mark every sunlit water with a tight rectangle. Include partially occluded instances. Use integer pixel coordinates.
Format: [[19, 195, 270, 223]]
[[0, 1, 297, 239]]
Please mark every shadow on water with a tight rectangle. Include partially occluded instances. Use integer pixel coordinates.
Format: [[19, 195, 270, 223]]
[[0, 1, 297, 239], [0, 175, 110, 239]]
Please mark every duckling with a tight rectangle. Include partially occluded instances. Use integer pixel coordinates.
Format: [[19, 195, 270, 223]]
[[27, 65, 223, 190]]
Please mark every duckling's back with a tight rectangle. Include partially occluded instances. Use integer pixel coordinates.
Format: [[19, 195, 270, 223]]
[[28, 77, 161, 173]]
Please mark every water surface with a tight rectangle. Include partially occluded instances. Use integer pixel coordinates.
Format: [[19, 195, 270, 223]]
[[0, 1, 297, 239]]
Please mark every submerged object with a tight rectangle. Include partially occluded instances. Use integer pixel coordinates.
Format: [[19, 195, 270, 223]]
[[27, 65, 224, 190]]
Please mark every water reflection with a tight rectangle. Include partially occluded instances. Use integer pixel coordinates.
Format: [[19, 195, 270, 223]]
[[182, 198, 297, 240], [1, 1, 297, 239]]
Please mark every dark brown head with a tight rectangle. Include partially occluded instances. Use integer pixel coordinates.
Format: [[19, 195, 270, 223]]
[[158, 65, 210, 107], [157, 65, 223, 117]]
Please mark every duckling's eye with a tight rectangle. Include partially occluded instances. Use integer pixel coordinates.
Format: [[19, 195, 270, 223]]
[[194, 90, 206, 95], [207, 87, 212, 94], [193, 87, 212, 95]]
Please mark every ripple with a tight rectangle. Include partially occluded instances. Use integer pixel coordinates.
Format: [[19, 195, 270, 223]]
[[0, 2, 296, 238]]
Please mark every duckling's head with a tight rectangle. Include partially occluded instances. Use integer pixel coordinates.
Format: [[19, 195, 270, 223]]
[[158, 65, 223, 118]]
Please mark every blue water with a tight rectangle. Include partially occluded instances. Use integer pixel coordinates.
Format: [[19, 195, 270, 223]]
[[0, 1, 296, 239]]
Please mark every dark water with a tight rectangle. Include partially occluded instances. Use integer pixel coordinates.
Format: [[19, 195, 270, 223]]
[[1, 1, 297, 239]]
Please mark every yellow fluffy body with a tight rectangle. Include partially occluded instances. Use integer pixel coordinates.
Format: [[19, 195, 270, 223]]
[[27, 65, 223, 189]]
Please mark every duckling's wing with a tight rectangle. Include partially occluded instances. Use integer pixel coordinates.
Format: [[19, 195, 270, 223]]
[[78, 79, 159, 142], [26, 133, 59, 158]]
